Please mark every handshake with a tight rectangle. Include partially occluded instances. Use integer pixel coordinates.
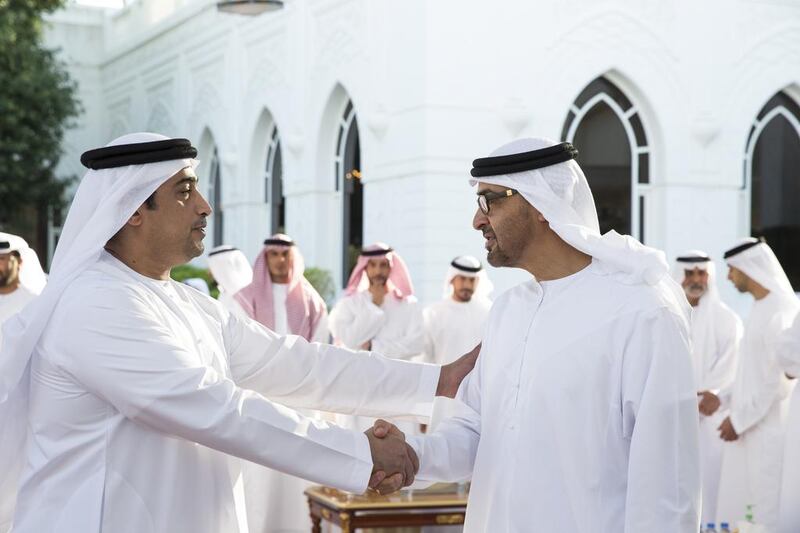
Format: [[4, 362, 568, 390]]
[[363, 342, 482, 495], [364, 419, 419, 495]]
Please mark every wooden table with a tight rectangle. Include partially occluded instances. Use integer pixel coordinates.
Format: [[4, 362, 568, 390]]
[[305, 484, 468, 532]]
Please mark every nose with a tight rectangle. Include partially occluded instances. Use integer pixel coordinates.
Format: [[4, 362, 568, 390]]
[[473, 208, 488, 231], [197, 192, 212, 217]]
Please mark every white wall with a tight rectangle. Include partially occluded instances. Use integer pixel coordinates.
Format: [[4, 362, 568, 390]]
[[44, 0, 800, 312]]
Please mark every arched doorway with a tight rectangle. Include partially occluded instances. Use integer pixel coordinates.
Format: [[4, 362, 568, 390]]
[[562, 77, 651, 241]]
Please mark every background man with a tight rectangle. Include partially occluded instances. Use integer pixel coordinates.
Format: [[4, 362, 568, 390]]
[[330, 243, 425, 433], [423, 255, 492, 366], [778, 313, 800, 533], [207, 244, 252, 319], [714, 238, 799, 530], [673, 250, 742, 526], [0, 232, 46, 335], [235, 234, 328, 343], [233, 234, 330, 532]]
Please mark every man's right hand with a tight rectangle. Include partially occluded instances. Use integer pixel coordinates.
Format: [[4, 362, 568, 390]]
[[364, 420, 419, 495], [697, 390, 721, 416]]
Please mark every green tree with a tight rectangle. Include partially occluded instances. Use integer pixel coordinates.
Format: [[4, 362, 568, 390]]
[[0, 0, 81, 257]]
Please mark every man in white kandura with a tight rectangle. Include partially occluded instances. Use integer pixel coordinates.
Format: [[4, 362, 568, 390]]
[[0, 233, 46, 334], [387, 138, 700, 532], [206, 244, 253, 320], [713, 238, 799, 531], [423, 255, 492, 366], [235, 233, 329, 343], [777, 311, 800, 533], [330, 243, 425, 432], [0, 232, 46, 531], [0, 133, 477, 533], [672, 251, 742, 527], [233, 234, 330, 533]]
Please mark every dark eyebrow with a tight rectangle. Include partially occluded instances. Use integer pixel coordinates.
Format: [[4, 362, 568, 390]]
[[477, 188, 492, 195]]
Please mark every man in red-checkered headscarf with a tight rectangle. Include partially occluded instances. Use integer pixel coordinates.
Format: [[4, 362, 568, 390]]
[[235, 234, 329, 343]]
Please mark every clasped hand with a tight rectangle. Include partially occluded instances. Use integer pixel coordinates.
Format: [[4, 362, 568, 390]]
[[365, 419, 418, 495]]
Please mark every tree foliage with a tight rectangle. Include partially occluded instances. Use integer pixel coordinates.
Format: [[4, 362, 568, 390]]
[[0, 0, 81, 238]]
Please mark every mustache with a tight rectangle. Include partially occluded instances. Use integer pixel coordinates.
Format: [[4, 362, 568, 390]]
[[192, 219, 207, 230]]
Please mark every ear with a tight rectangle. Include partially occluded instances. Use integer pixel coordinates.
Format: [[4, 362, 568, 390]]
[[126, 207, 145, 228]]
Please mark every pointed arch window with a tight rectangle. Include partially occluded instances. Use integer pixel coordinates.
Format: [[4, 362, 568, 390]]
[[562, 77, 650, 241], [745, 91, 800, 289], [208, 146, 223, 246], [334, 100, 363, 285], [264, 126, 285, 233]]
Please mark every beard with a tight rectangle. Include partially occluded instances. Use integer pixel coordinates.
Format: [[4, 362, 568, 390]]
[[683, 283, 706, 299], [487, 245, 512, 268], [368, 274, 388, 286], [455, 289, 474, 302]]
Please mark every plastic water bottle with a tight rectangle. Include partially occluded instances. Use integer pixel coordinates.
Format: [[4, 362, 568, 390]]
[[705, 523, 718, 533], [719, 523, 731, 533]]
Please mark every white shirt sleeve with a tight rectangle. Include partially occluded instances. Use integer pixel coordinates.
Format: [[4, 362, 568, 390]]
[[778, 311, 800, 378], [730, 313, 794, 434], [619, 306, 701, 532], [54, 286, 375, 493], [224, 308, 440, 421], [406, 351, 483, 483]]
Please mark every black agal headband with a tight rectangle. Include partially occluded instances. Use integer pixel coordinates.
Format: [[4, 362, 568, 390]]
[[264, 237, 295, 247], [676, 254, 711, 263], [723, 237, 765, 260], [361, 247, 393, 257], [470, 142, 579, 178], [80, 138, 197, 170], [451, 259, 482, 273]]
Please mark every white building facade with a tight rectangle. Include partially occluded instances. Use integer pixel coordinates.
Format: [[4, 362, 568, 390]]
[[45, 0, 800, 309]]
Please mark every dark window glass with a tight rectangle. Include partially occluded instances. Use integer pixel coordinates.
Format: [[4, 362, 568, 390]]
[[638, 153, 649, 184], [751, 103, 800, 289], [210, 147, 223, 246], [338, 104, 363, 285], [572, 101, 632, 235]]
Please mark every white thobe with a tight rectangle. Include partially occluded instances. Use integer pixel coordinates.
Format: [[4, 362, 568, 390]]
[[219, 291, 250, 321], [330, 291, 425, 433], [0, 286, 37, 532], [9, 253, 439, 533], [777, 311, 800, 533], [689, 297, 743, 525], [271, 284, 330, 344], [245, 285, 330, 533], [0, 286, 36, 343], [423, 298, 490, 366], [407, 262, 701, 532], [716, 292, 799, 531]]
